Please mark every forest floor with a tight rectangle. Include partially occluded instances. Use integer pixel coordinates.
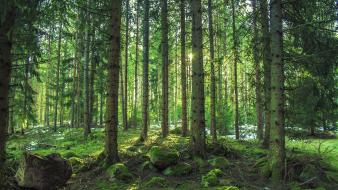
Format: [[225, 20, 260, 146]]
[[6, 126, 338, 190]]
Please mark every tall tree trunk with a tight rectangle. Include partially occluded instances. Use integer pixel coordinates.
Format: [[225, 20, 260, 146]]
[[222, 0, 228, 135], [180, 0, 188, 137], [84, 0, 91, 137], [270, 0, 285, 183], [231, 0, 239, 140], [89, 27, 97, 127], [45, 36, 51, 128], [105, 0, 122, 165], [140, 0, 150, 141], [53, 19, 62, 132], [123, 0, 129, 131], [260, 0, 272, 148], [190, 0, 206, 157], [22, 54, 29, 134], [133, 0, 140, 128], [208, 0, 217, 143], [0, 7, 16, 188], [252, 0, 263, 140], [161, 0, 169, 138]]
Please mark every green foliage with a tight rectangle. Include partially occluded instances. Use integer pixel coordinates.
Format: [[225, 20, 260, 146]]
[[106, 163, 133, 182], [162, 162, 192, 176], [208, 157, 230, 170], [144, 176, 167, 188], [201, 169, 223, 187]]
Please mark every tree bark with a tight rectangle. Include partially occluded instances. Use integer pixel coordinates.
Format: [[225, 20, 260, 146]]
[[231, 0, 240, 140], [123, 0, 129, 131], [260, 0, 272, 148], [133, 0, 140, 128], [180, 0, 188, 137], [270, 0, 285, 183], [161, 0, 169, 138], [83, 0, 91, 137], [140, 0, 150, 141], [208, 0, 217, 143], [252, 0, 263, 140], [190, 0, 206, 157], [53, 16, 62, 132], [105, 0, 122, 164], [0, 7, 16, 188]]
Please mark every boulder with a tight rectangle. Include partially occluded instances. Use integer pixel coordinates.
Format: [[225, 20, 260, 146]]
[[148, 146, 179, 170], [163, 162, 192, 176], [15, 153, 72, 190], [201, 169, 223, 187], [106, 163, 133, 182]]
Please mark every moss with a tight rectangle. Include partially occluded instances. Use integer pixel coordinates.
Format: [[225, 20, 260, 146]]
[[208, 157, 230, 170], [148, 146, 179, 170], [140, 161, 155, 171], [163, 162, 192, 176], [106, 163, 133, 182], [68, 157, 84, 173], [216, 186, 240, 190], [170, 127, 182, 135], [63, 151, 78, 159], [201, 169, 223, 187], [144, 176, 167, 188], [193, 156, 209, 172]]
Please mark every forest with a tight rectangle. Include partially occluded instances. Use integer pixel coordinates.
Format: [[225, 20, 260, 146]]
[[0, 0, 337, 189]]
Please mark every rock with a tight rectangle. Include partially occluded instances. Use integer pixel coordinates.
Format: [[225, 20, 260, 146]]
[[201, 169, 223, 187], [148, 146, 179, 170], [15, 153, 72, 190], [106, 163, 133, 182], [163, 162, 192, 176], [216, 186, 240, 190], [144, 176, 167, 188], [68, 157, 84, 173], [208, 157, 230, 170]]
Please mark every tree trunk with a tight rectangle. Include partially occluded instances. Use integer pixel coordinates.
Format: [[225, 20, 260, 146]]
[[208, 0, 217, 143], [231, 0, 240, 140], [180, 0, 188, 137], [270, 0, 285, 183], [161, 0, 169, 138], [260, 0, 272, 148], [105, 0, 122, 164], [133, 0, 140, 128], [83, 0, 91, 137], [53, 19, 62, 132], [190, 0, 206, 157], [0, 7, 16, 188], [252, 0, 263, 140], [123, 0, 130, 131], [140, 0, 150, 141], [222, 0, 228, 135]]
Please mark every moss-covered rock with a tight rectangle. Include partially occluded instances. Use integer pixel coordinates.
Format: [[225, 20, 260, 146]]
[[68, 157, 84, 173], [163, 162, 192, 176], [201, 169, 223, 187], [106, 163, 133, 182], [144, 176, 167, 188], [216, 186, 240, 190], [148, 146, 179, 170], [208, 157, 230, 170]]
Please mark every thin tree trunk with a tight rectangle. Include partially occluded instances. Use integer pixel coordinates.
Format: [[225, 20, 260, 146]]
[[84, 0, 91, 137], [123, 0, 130, 131], [260, 0, 272, 148], [161, 0, 169, 138], [133, 0, 140, 128], [180, 0, 188, 137], [140, 0, 150, 141], [53, 19, 62, 132], [270, 0, 285, 183], [0, 7, 16, 188], [252, 0, 263, 140], [231, 0, 240, 140], [105, 0, 122, 165], [89, 27, 97, 127], [22, 54, 29, 134], [208, 0, 217, 143], [45, 36, 52, 128], [223, 0, 228, 135], [190, 0, 206, 157]]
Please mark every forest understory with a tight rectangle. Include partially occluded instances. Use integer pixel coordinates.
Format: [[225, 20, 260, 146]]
[[5, 126, 338, 190]]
